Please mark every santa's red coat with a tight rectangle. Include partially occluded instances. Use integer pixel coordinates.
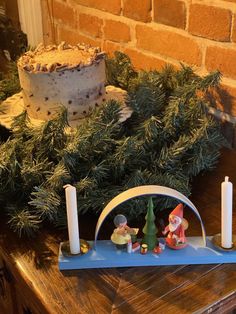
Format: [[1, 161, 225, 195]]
[[164, 224, 186, 249]]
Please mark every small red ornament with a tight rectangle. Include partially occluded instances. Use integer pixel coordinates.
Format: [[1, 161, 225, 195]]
[[153, 246, 162, 254], [132, 242, 140, 252]]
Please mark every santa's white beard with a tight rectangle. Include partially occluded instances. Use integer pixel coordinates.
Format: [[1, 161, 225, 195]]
[[169, 221, 181, 232]]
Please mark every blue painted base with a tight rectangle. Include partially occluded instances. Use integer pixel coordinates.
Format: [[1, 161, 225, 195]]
[[58, 237, 236, 270]]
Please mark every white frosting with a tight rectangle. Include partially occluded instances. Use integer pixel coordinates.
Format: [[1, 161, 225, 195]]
[[18, 60, 106, 121], [0, 86, 131, 130], [17, 42, 106, 121]]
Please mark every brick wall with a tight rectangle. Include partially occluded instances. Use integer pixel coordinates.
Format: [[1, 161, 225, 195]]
[[41, 0, 236, 146]]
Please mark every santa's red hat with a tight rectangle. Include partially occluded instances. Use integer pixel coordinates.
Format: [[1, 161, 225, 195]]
[[170, 204, 183, 219]]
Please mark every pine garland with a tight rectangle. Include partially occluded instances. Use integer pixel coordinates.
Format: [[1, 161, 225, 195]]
[[0, 61, 21, 101], [0, 52, 226, 236]]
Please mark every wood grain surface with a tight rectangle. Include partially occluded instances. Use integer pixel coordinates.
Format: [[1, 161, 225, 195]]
[[0, 148, 236, 314]]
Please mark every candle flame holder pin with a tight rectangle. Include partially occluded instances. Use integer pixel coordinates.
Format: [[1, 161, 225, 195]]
[[212, 233, 236, 252], [61, 239, 91, 257]]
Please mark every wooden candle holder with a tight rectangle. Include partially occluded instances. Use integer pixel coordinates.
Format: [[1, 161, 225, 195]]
[[58, 185, 236, 270]]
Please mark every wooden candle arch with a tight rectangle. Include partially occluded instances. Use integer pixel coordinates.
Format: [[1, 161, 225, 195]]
[[94, 185, 207, 248]]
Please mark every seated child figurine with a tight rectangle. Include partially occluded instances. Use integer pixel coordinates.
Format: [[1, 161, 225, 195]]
[[162, 204, 188, 250], [111, 214, 137, 249]]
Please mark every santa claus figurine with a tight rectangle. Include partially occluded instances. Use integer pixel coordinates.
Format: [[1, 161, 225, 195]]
[[162, 204, 188, 250]]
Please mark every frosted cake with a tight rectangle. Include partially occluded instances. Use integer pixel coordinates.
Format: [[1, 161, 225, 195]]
[[17, 42, 106, 121]]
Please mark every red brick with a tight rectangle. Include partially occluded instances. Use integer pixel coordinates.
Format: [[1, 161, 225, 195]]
[[206, 84, 236, 116], [123, 0, 151, 22], [136, 25, 202, 66], [72, 0, 121, 15], [189, 4, 231, 42], [58, 27, 101, 47], [153, 0, 186, 29], [102, 41, 122, 56], [206, 46, 236, 80], [124, 48, 169, 71], [232, 15, 236, 42], [53, 0, 76, 28], [79, 13, 103, 38], [104, 20, 131, 43]]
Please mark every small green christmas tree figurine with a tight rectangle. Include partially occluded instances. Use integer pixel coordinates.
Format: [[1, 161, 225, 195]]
[[142, 197, 158, 250]]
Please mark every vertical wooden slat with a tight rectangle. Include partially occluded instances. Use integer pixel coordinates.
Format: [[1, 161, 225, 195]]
[[17, 0, 43, 46]]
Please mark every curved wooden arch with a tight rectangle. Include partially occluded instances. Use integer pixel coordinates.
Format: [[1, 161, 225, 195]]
[[94, 185, 206, 248]]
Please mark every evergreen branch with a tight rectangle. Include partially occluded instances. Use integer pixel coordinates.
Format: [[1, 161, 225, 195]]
[[0, 61, 21, 101], [157, 64, 178, 95], [199, 71, 222, 91], [8, 209, 41, 237], [0, 52, 225, 236], [173, 71, 222, 101], [97, 99, 122, 125], [29, 108, 68, 161], [182, 117, 226, 177], [77, 185, 124, 214], [113, 137, 145, 169], [137, 116, 163, 143], [11, 110, 30, 139], [175, 64, 197, 86], [158, 134, 191, 171], [75, 177, 97, 193], [87, 160, 110, 184], [0, 139, 22, 195], [105, 51, 137, 89], [162, 97, 186, 137], [127, 71, 166, 119], [29, 187, 61, 221], [21, 158, 52, 191], [46, 162, 71, 191], [125, 169, 152, 188]]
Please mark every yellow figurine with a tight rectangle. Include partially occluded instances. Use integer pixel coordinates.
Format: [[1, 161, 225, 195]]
[[111, 214, 137, 249]]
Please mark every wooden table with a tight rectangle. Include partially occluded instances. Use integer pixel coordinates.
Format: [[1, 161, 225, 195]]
[[0, 149, 236, 314]]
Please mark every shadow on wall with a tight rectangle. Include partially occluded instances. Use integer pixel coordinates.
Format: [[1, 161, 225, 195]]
[[206, 86, 234, 114], [206, 86, 236, 148]]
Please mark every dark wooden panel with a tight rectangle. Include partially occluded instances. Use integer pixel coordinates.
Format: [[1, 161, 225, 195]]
[[112, 264, 222, 313]]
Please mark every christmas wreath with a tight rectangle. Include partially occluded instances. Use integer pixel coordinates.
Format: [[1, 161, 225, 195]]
[[0, 52, 226, 236]]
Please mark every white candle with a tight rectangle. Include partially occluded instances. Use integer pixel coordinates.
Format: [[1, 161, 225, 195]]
[[64, 184, 80, 254], [221, 176, 233, 248]]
